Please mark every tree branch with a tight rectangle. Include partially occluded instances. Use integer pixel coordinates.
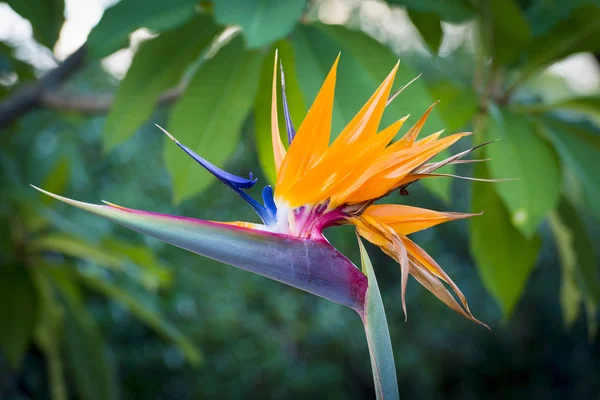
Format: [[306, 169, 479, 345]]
[[39, 86, 182, 114], [0, 45, 87, 129]]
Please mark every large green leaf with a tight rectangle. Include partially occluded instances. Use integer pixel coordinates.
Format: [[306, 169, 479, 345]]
[[87, 0, 199, 58], [77, 273, 203, 366], [518, 5, 600, 82], [213, 0, 306, 48], [428, 80, 477, 131], [539, 118, 600, 216], [470, 164, 541, 316], [58, 279, 119, 400], [165, 36, 263, 203], [407, 11, 443, 53], [486, 110, 562, 237], [254, 42, 306, 184], [487, 0, 531, 66], [103, 14, 221, 150], [386, 0, 475, 22], [0, 266, 39, 368], [357, 237, 399, 400], [34, 187, 369, 313], [6, 0, 64, 49], [291, 23, 452, 201]]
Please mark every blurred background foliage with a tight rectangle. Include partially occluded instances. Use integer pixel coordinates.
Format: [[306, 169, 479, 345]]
[[1, 0, 599, 398]]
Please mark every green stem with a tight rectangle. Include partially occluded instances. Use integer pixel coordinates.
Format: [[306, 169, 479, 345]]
[[357, 236, 399, 400]]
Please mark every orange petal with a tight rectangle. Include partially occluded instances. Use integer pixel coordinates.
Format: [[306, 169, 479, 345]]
[[275, 54, 339, 200], [271, 50, 286, 174], [342, 132, 470, 203], [362, 204, 478, 236], [385, 102, 439, 152]]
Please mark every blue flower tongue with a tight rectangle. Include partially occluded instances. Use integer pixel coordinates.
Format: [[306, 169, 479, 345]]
[[156, 125, 276, 225]]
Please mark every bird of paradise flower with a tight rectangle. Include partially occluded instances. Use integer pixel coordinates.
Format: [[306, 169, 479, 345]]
[[34, 51, 495, 399]]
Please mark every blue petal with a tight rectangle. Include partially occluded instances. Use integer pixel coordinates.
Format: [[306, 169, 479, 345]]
[[280, 61, 296, 145], [262, 185, 278, 220], [175, 141, 257, 189], [156, 125, 275, 225]]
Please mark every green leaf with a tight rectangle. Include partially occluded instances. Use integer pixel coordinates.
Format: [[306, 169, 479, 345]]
[[58, 279, 119, 400], [254, 42, 306, 184], [103, 14, 221, 150], [165, 36, 263, 203], [515, 95, 600, 122], [470, 163, 541, 316], [0, 266, 39, 368], [428, 80, 477, 131], [291, 23, 452, 201], [488, 0, 532, 66], [519, 5, 600, 82], [77, 273, 203, 366], [34, 187, 368, 313], [408, 11, 443, 53], [87, 0, 199, 58], [386, 0, 475, 22], [555, 199, 600, 303], [29, 233, 171, 290], [486, 109, 562, 236], [5, 0, 64, 49], [356, 236, 399, 400], [32, 270, 67, 400], [539, 118, 600, 217], [213, 0, 306, 48], [100, 238, 173, 288]]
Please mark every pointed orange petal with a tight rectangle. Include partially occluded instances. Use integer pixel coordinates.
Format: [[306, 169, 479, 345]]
[[275, 54, 339, 200], [342, 132, 470, 203], [385, 102, 439, 152], [362, 204, 479, 236], [328, 61, 399, 152], [271, 50, 286, 174]]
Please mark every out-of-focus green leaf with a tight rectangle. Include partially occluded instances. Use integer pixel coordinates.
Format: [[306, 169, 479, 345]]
[[0, 266, 39, 368], [103, 15, 221, 150], [470, 164, 541, 317], [524, 0, 599, 36], [515, 95, 600, 122], [30, 233, 126, 271], [34, 187, 368, 312], [77, 273, 203, 366], [213, 0, 306, 48], [30, 233, 171, 289], [549, 209, 583, 327], [486, 109, 561, 237], [555, 199, 600, 303], [386, 0, 475, 22], [519, 5, 600, 82], [428, 80, 478, 131], [291, 23, 452, 201], [87, 0, 199, 58], [254, 42, 306, 184], [165, 37, 263, 203], [357, 236, 398, 400], [488, 0, 531, 66], [408, 11, 443, 53], [32, 270, 67, 400], [41, 157, 70, 206], [6, 0, 64, 49], [58, 279, 118, 400], [539, 118, 600, 217], [100, 238, 172, 288]]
